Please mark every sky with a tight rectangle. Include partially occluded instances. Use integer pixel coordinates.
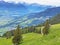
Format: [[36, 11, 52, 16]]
[[0, 0, 60, 6]]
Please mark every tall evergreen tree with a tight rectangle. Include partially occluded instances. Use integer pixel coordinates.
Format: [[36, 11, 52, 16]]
[[42, 19, 50, 35], [12, 25, 22, 45], [6, 31, 11, 39], [28, 26, 35, 32], [38, 27, 41, 33]]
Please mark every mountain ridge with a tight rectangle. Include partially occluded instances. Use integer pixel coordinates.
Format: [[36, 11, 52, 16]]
[[0, 1, 60, 33]]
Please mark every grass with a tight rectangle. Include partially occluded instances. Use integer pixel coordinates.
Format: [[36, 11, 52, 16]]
[[0, 24, 60, 45]]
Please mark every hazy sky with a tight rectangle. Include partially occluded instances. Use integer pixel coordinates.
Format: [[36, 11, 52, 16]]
[[0, 0, 60, 6]]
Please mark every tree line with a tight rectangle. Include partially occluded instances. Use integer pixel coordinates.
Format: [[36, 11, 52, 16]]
[[3, 19, 50, 45]]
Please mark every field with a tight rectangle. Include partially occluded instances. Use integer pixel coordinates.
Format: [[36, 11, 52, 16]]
[[0, 24, 60, 45]]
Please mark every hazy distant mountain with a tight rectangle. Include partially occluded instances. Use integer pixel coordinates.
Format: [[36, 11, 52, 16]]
[[0, 1, 51, 16], [0, 1, 60, 33], [0, 1, 52, 27], [27, 7, 60, 18], [0, 7, 60, 29], [24, 7, 60, 25]]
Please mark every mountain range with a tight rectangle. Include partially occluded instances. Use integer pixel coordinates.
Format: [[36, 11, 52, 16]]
[[0, 1, 60, 34]]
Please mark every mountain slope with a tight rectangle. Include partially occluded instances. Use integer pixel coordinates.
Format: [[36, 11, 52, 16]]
[[27, 7, 60, 18], [50, 14, 60, 24], [0, 24, 60, 45], [0, 1, 52, 27], [0, 1, 50, 16], [0, 1, 60, 33], [0, 7, 60, 29], [23, 7, 60, 26]]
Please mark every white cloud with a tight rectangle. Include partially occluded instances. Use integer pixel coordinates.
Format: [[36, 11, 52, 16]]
[[1, 0, 60, 6]]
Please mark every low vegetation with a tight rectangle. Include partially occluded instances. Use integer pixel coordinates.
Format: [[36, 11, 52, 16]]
[[0, 23, 60, 45]]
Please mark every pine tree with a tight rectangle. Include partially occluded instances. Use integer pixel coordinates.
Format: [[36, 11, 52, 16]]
[[42, 19, 50, 35], [6, 31, 11, 39], [33, 26, 36, 32], [38, 27, 41, 33], [34, 27, 38, 33], [12, 25, 22, 45], [29, 26, 35, 32]]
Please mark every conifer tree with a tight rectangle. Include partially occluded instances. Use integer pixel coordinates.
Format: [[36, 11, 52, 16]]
[[38, 27, 41, 33], [12, 25, 22, 45], [6, 31, 11, 39], [42, 19, 50, 35]]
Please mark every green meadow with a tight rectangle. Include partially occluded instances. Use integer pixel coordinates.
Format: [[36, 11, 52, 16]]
[[0, 24, 60, 45]]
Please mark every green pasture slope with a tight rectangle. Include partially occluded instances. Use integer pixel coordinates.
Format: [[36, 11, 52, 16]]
[[0, 24, 60, 45]]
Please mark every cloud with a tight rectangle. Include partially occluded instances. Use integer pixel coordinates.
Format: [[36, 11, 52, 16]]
[[1, 0, 60, 6]]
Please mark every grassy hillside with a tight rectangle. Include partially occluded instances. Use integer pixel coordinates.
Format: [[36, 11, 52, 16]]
[[0, 24, 60, 45], [50, 14, 60, 24]]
